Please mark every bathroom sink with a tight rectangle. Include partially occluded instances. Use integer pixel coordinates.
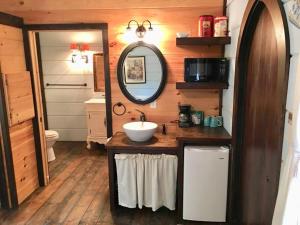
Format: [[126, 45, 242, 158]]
[[84, 98, 105, 104], [123, 121, 158, 142]]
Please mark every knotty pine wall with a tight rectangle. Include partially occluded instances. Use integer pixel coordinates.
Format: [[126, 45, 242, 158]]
[[3, 0, 225, 133], [0, 24, 39, 204]]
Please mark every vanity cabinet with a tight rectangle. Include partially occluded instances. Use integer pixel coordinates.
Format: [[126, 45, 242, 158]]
[[85, 98, 107, 149], [88, 112, 106, 137], [107, 127, 232, 224], [106, 132, 178, 211]]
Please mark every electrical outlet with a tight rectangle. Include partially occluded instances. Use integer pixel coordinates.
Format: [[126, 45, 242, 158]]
[[150, 101, 157, 108]]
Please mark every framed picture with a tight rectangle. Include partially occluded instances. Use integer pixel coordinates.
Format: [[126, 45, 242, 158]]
[[287, 0, 300, 29], [124, 56, 146, 84]]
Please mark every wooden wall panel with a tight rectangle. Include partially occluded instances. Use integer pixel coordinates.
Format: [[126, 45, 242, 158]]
[[0, 24, 26, 74], [2, 72, 35, 126], [0, 24, 23, 40], [9, 121, 39, 204], [4, 3, 225, 133], [0, 24, 39, 204], [105, 7, 224, 132]]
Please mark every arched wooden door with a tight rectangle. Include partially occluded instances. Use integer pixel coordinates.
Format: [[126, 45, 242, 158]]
[[232, 0, 290, 224]]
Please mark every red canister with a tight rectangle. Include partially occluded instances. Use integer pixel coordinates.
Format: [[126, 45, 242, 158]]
[[214, 16, 228, 37], [198, 15, 214, 37]]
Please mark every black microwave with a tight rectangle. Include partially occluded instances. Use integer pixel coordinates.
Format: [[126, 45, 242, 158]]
[[184, 58, 229, 82]]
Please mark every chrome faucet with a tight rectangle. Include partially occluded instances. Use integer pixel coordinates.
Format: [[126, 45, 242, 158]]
[[135, 109, 146, 122]]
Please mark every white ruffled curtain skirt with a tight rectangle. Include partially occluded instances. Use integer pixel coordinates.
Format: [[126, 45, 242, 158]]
[[115, 154, 178, 211]]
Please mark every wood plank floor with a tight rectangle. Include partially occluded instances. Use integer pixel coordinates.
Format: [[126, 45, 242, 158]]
[[0, 141, 215, 225], [0, 142, 182, 225]]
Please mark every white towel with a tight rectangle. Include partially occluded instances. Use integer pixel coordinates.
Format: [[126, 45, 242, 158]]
[[114, 154, 138, 208]]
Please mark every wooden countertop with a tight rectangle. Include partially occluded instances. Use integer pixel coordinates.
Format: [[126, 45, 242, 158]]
[[176, 126, 231, 143], [106, 132, 178, 150], [106, 126, 231, 150]]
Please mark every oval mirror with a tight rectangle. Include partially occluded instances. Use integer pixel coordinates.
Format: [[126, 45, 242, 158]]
[[117, 41, 167, 104]]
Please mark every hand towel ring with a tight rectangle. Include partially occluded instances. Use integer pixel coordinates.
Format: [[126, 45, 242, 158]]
[[113, 102, 127, 116]]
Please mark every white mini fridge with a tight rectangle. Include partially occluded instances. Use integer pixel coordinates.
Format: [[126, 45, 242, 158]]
[[183, 146, 229, 222]]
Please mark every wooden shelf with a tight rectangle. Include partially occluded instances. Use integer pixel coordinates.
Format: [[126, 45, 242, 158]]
[[176, 36, 231, 46], [176, 82, 228, 90]]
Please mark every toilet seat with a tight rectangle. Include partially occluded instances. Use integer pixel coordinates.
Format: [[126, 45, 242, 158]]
[[45, 130, 59, 140]]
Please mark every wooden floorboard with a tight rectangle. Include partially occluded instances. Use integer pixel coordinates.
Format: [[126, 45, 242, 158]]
[[0, 141, 206, 225], [48, 142, 84, 180], [26, 157, 97, 224]]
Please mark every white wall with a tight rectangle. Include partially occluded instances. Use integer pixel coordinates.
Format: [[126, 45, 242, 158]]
[[222, 0, 248, 134], [39, 31, 103, 141], [281, 0, 300, 161]]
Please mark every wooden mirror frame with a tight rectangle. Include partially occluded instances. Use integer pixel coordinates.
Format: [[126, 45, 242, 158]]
[[117, 41, 167, 105]]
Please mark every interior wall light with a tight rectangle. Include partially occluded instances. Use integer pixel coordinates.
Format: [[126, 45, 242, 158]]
[[126, 20, 153, 39], [70, 43, 78, 63], [80, 43, 90, 63], [70, 43, 90, 63]]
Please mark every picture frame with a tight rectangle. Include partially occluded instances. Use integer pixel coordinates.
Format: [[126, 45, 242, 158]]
[[124, 56, 146, 84], [288, 0, 300, 29]]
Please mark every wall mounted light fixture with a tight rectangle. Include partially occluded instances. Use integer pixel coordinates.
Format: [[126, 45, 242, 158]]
[[126, 20, 153, 39], [70, 43, 78, 63], [70, 43, 90, 63]]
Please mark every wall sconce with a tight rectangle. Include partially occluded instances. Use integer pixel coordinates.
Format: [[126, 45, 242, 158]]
[[70, 43, 90, 63], [126, 20, 153, 39], [70, 43, 78, 63]]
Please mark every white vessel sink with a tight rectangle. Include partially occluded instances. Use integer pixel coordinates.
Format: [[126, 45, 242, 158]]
[[123, 121, 158, 142]]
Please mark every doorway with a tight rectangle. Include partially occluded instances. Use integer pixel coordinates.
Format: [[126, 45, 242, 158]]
[[23, 24, 112, 182], [37, 31, 104, 139], [232, 1, 290, 225]]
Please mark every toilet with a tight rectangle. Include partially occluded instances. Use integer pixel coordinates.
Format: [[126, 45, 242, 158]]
[[45, 130, 59, 162]]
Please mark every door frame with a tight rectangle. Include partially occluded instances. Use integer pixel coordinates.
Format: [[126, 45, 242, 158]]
[[231, 0, 290, 223], [34, 32, 49, 130], [23, 23, 112, 134], [23, 23, 113, 184]]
